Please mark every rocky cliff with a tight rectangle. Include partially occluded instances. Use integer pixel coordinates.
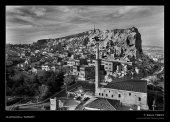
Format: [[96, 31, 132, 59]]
[[95, 27, 143, 61], [36, 27, 144, 62]]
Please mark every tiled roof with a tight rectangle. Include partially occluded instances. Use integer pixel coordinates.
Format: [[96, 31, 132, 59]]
[[103, 79, 147, 93], [84, 98, 116, 110], [106, 99, 120, 110], [75, 98, 90, 110]]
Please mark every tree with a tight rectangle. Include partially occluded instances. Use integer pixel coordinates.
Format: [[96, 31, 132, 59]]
[[6, 86, 12, 96], [6, 75, 15, 89], [39, 71, 51, 84], [39, 70, 64, 94], [6, 66, 15, 77], [22, 79, 38, 96], [39, 76, 45, 84], [150, 76, 159, 86], [45, 71, 56, 93], [54, 71, 64, 91], [64, 75, 76, 86], [37, 84, 49, 101], [6, 60, 13, 66], [12, 84, 25, 96], [32, 75, 41, 86], [12, 74, 25, 87]]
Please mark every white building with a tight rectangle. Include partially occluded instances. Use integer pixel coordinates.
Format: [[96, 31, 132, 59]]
[[51, 66, 56, 72], [67, 60, 75, 66], [95, 80, 148, 110], [35, 50, 40, 53], [153, 58, 158, 62], [50, 97, 56, 110], [32, 67, 37, 74], [42, 65, 50, 71]]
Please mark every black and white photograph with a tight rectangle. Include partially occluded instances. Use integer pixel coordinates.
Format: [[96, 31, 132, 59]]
[[5, 5, 164, 118]]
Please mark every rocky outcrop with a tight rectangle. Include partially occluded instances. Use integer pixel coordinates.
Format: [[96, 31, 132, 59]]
[[109, 27, 142, 59], [35, 27, 143, 62], [36, 39, 48, 46]]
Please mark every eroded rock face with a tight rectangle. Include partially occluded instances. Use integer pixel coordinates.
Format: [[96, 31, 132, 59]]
[[38, 27, 143, 62], [97, 27, 143, 61]]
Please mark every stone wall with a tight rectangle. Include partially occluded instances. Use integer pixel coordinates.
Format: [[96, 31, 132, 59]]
[[95, 87, 147, 109]]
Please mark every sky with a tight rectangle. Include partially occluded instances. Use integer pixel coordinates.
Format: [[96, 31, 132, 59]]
[[6, 6, 164, 47]]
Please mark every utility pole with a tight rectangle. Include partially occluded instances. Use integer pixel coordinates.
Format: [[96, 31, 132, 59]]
[[64, 74, 68, 98], [152, 99, 156, 110], [66, 82, 68, 98], [36, 96, 39, 108], [152, 83, 157, 110]]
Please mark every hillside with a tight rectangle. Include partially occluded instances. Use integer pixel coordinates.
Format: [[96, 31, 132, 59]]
[[31, 27, 163, 74], [6, 45, 18, 56], [34, 27, 145, 61]]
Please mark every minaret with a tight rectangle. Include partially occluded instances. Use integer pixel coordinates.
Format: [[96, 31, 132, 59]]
[[93, 36, 100, 93]]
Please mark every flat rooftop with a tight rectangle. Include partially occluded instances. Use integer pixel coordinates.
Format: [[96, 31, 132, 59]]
[[104, 59, 132, 65]]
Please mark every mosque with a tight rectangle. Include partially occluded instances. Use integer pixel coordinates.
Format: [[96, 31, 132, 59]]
[[94, 35, 148, 110]]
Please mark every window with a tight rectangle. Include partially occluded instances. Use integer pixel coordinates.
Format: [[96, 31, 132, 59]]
[[112, 95, 113, 97], [109, 91, 110, 93], [139, 97, 141, 101], [118, 94, 121, 98], [106, 94, 108, 97], [129, 93, 131, 96], [102, 93, 103, 96], [99, 93, 100, 96]]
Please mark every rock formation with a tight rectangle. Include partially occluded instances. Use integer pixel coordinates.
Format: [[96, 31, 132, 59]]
[[98, 27, 143, 61], [35, 27, 144, 62]]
